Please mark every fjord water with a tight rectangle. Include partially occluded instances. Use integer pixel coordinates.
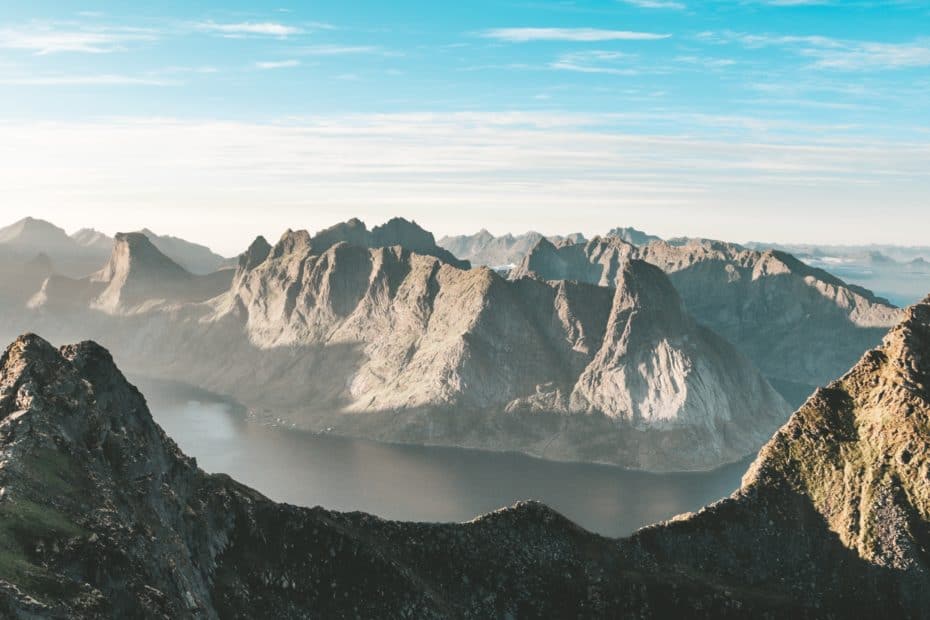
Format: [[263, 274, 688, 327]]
[[148, 389, 749, 538]]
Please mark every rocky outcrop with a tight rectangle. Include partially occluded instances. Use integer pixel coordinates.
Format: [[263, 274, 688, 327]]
[[513, 236, 902, 403], [311, 217, 470, 269], [625, 293, 930, 616], [2, 302, 930, 616], [606, 226, 660, 246]]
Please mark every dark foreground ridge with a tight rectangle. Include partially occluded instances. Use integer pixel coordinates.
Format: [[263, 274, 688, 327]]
[[1, 294, 930, 617]]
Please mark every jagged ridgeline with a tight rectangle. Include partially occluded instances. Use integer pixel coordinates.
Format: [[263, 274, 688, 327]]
[[1, 294, 929, 617], [22, 217, 790, 471], [509, 234, 902, 402]]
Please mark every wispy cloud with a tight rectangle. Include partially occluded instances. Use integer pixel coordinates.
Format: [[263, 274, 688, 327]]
[[674, 55, 736, 69], [3, 115, 928, 250], [0, 25, 156, 54], [810, 41, 930, 70], [0, 74, 177, 86], [705, 31, 930, 71], [550, 51, 639, 74], [254, 59, 300, 70], [479, 27, 670, 42], [196, 21, 301, 37], [297, 45, 390, 56], [619, 0, 687, 9]]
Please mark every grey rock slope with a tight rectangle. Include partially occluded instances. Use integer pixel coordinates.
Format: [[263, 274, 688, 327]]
[[513, 235, 902, 404], [2, 310, 930, 617]]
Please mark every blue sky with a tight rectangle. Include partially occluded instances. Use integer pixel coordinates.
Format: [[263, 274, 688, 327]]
[[1, 1, 929, 254]]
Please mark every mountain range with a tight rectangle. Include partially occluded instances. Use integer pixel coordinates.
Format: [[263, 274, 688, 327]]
[[1, 290, 928, 616], [20, 219, 789, 471], [0, 217, 228, 278], [437, 227, 658, 268], [512, 235, 902, 404], [745, 241, 930, 307], [0, 214, 908, 471]]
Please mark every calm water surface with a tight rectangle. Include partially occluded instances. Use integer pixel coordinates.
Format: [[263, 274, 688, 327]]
[[148, 390, 749, 538]]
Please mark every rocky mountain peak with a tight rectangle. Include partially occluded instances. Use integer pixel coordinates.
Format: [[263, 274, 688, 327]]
[[270, 228, 312, 259], [370, 217, 436, 252], [738, 294, 930, 568], [237, 235, 272, 273], [606, 226, 660, 246], [96, 232, 190, 283], [305, 217, 469, 269], [87, 233, 195, 313], [611, 259, 688, 328]]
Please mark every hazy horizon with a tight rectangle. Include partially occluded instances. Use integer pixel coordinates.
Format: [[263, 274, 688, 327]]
[[6, 210, 930, 259], [2, 1, 928, 254]]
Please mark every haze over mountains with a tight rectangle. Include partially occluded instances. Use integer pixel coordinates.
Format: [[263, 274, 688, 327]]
[[2, 291, 929, 616], [746, 241, 930, 307], [0, 214, 912, 472], [0, 217, 228, 278]]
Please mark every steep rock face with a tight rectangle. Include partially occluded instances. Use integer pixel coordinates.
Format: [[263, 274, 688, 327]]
[[570, 262, 783, 458], [513, 236, 902, 402], [626, 294, 930, 616], [219, 236, 789, 470], [310, 217, 470, 270]]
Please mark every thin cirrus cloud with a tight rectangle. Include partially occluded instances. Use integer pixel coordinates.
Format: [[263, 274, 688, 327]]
[[3, 114, 928, 251], [707, 31, 930, 71], [0, 74, 177, 86], [479, 28, 671, 42], [297, 45, 389, 56], [550, 51, 639, 75], [619, 0, 687, 9], [254, 60, 301, 70], [195, 21, 302, 37], [0, 25, 156, 55]]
